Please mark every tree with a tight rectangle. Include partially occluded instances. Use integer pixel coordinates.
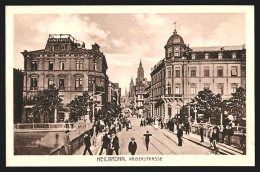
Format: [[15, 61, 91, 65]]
[[68, 91, 92, 122], [32, 85, 63, 123], [227, 87, 246, 125], [190, 88, 222, 124]]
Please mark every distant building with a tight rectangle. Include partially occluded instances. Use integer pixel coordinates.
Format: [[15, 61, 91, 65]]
[[14, 68, 24, 123], [107, 81, 121, 118], [129, 59, 150, 117], [21, 34, 109, 123], [150, 29, 246, 123]]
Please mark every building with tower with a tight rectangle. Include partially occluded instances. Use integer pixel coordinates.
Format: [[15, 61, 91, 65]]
[[128, 59, 151, 117], [150, 28, 246, 124]]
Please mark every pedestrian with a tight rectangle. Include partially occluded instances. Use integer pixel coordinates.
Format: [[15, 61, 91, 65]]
[[212, 127, 220, 154], [228, 126, 234, 145], [63, 130, 71, 155], [126, 120, 129, 131], [83, 131, 93, 155], [128, 137, 137, 155], [65, 119, 69, 129], [186, 122, 190, 135], [222, 125, 227, 143], [91, 122, 98, 147], [177, 125, 183, 146], [106, 134, 113, 155], [209, 127, 214, 148], [143, 131, 152, 151], [140, 120, 143, 127], [99, 131, 110, 155], [200, 125, 204, 142], [111, 132, 120, 155], [240, 129, 246, 155]]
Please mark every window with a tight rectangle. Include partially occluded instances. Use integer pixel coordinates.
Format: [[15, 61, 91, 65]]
[[191, 86, 196, 95], [167, 67, 171, 78], [176, 106, 181, 115], [50, 45, 55, 51], [204, 69, 209, 77], [217, 83, 224, 95], [174, 51, 179, 56], [217, 68, 223, 77], [76, 61, 83, 70], [167, 85, 171, 95], [31, 61, 38, 71], [205, 53, 209, 59], [175, 70, 180, 77], [59, 79, 64, 89], [175, 86, 180, 94], [218, 53, 223, 59], [168, 53, 172, 58], [232, 53, 237, 59], [191, 69, 196, 77], [231, 66, 238, 77], [30, 78, 38, 90], [88, 77, 95, 91], [191, 54, 196, 60], [231, 83, 238, 93], [75, 78, 82, 88], [48, 78, 54, 88], [60, 61, 65, 70], [49, 61, 54, 70], [61, 45, 66, 51]]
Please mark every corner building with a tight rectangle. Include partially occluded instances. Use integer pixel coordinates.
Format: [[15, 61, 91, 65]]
[[150, 29, 246, 122], [22, 34, 108, 123]]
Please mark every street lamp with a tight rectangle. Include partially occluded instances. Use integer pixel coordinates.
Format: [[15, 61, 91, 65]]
[[194, 107, 197, 124]]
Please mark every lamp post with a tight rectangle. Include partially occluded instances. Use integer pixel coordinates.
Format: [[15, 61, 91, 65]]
[[194, 107, 197, 124]]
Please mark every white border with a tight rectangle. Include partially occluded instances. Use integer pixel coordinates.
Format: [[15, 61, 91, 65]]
[[6, 5, 255, 166]]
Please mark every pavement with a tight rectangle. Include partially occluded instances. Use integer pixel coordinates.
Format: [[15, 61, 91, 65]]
[[72, 117, 243, 155]]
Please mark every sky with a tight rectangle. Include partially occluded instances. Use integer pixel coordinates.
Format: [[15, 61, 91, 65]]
[[13, 13, 245, 96]]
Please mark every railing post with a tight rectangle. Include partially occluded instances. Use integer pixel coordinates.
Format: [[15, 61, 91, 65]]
[[49, 123, 51, 129], [33, 123, 34, 130]]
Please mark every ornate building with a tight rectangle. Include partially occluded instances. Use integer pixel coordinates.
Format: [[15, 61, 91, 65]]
[[128, 59, 150, 116], [22, 34, 109, 123], [150, 29, 246, 123]]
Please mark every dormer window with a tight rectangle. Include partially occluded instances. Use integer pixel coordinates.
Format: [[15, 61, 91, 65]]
[[205, 53, 209, 59], [218, 52, 223, 59], [191, 53, 196, 60], [232, 52, 237, 59], [50, 45, 55, 51]]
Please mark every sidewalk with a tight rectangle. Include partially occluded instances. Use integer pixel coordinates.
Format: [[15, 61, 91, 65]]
[[73, 133, 106, 155], [162, 128, 243, 155]]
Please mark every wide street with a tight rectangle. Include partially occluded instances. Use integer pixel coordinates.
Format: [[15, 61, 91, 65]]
[[74, 117, 215, 155]]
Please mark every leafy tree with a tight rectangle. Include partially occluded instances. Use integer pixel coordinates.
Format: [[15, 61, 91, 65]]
[[226, 87, 246, 125], [190, 88, 222, 124], [68, 91, 92, 122], [32, 85, 63, 123]]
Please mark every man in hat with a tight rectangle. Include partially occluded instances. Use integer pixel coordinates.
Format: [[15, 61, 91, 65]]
[[128, 137, 137, 155], [83, 131, 93, 155], [177, 125, 183, 146], [200, 125, 204, 142], [111, 132, 120, 155], [99, 131, 110, 155], [143, 131, 152, 151], [64, 130, 71, 155]]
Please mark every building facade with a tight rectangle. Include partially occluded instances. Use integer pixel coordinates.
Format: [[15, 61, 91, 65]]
[[22, 34, 109, 123], [151, 29, 246, 122]]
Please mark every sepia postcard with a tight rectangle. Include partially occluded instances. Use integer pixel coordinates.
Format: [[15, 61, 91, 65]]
[[6, 5, 255, 166]]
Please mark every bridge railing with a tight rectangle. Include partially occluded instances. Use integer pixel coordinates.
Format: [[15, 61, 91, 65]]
[[14, 122, 78, 130]]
